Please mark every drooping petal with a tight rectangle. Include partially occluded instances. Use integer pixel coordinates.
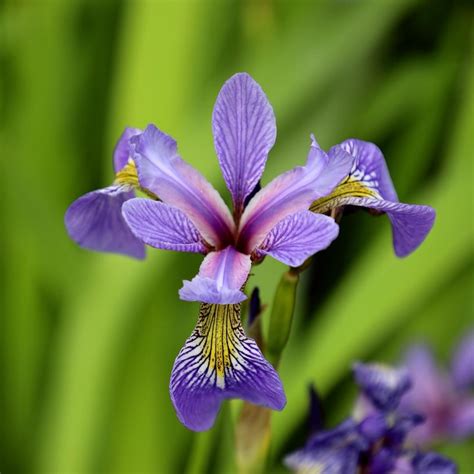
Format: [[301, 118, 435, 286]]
[[212, 73, 276, 212], [132, 124, 234, 246], [121, 198, 206, 253], [359, 198, 435, 257], [310, 139, 436, 257], [169, 303, 286, 431], [451, 329, 474, 391], [238, 138, 352, 252], [65, 186, 145, 259], [352, 362, 411, 412], [113, 127, 142, 173], [257, 211, 339, 267], [179, 246, 251, 304]]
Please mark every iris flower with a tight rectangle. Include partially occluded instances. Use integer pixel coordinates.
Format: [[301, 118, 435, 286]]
[[400, 331, 474, 446], [120, 74, 356, 430], [65, 73, 354, 431], [65, 127, 147, 259], [285, 363, 457, 474], [310, 139, 436, 257]]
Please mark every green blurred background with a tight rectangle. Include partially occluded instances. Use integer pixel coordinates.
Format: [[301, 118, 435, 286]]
[[1, 0, 473, 472]]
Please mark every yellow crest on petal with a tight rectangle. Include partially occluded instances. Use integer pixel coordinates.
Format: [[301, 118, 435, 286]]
[[310, 176, 381, 214]]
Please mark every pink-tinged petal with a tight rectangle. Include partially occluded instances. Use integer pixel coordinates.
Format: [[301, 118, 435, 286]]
[[238, 138, 352, 252], [257, 211, 339, 267], [341, 197, 435, 257], [451, 329, 474, 391], [212, 73, 276, 212], [65, 186, 145, 259], [338, 138, 398, 202], [179, 246, 251, 304], [451, 399, 474, 438], [132, 124, 234, 247], [170, 303, 286, 431], [122, 198, 206, 253], [113, 127, 142, 173]]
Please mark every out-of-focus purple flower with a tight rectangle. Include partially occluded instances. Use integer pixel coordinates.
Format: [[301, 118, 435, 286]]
[[284, 419, 364, 474], [401, 333, 474, 446], [65, 127, 146, 259], [118, 73, 354, 431], [353, 362, 412, 412], [285, 362, 457, 474], [310, 139, 436, 257]]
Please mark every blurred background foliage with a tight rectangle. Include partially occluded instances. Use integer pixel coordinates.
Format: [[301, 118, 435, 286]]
[[0, 0, 472, 473]]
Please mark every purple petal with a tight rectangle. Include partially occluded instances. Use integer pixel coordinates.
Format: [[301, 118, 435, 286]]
[[132, 124, 234, 247], [121, 198, 206, 253], [284, 445, 359, 474], [257, 211, 339, 267], [451, 329, 474, 391], [169, 303, 286, 431], [353, 362, 411, 412], [212, 73, 276, 212], [319, 138, 436, 257], [238, 137, 352, 252], [65, 186, 145, 259], [338, 197, 435, 257], [113, 127, 142, 173], [357, 413, 387, 443], [179, 246, 251, 304], [338, 138, 398, 202], [412, 452, 457, 474], [368, 448, 397, 474], [285, 419, 363, 473], [450, 399, 474, 438], [402, 345, 445, 411]]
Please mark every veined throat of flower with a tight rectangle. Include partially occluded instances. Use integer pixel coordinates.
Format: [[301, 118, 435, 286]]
[[114, 159, 158, 200], [169, 303, 286, 432]]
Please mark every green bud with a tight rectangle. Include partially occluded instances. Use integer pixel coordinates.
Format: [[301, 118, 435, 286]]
[[266, 270, 299, 367]]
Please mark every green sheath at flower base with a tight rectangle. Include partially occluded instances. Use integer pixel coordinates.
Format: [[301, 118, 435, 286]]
[[266, 270, 299, 367]]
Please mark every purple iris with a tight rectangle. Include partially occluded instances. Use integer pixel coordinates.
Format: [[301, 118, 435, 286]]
[[121, 74, 352, 305], [65, 127, 146, 259], [285, 362, 457, 474], [116, 73, 355, 431], [310, 139, 436, 257], [400, 331, 474, 446]]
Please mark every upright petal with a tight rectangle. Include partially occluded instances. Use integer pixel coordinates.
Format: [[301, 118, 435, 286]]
[[238, 139, 352, 252], [113, 127, 142, 173], [65, 186, 145, 259], [451, 329, 474, 391], [132, 124, 234, 247], [170, 303, 286, 431], [257, 211, 339, 267], [338, 139, 398, 202], [122, 198, 206, 253], [212, 73, 276, 212], [353, 362, 411, 412], [179, 246, 251, 304]]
